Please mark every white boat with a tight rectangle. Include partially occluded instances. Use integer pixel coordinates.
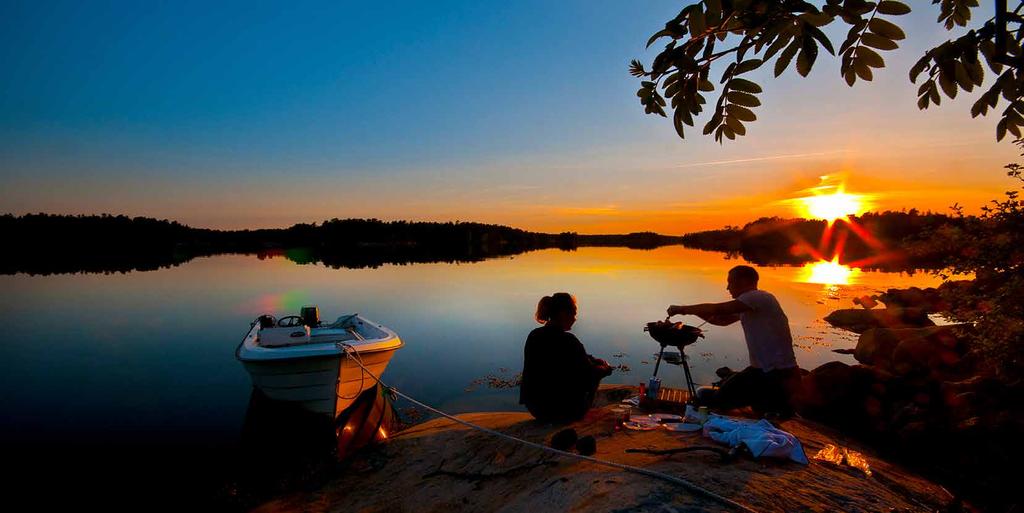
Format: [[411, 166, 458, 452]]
[[236, 306, 403, 417]]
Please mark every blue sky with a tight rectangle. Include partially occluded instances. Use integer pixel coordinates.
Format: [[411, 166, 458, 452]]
[[0, 1, 1016, 232]]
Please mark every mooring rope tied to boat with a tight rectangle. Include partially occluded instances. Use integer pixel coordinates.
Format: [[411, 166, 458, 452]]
[[336, 343, 761, 513]]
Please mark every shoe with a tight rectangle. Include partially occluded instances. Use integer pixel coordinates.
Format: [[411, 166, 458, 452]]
[[550, 428, 578, 451], [575, 435, 597, 456]]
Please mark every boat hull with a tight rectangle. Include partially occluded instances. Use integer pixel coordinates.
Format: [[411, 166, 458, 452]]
[[241, 349, 397, 416]]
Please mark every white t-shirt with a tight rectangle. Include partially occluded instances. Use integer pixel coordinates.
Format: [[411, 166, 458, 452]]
[[735, 289, 797, 371]]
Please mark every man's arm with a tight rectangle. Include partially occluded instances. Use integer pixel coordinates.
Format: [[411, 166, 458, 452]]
[[668, 300, 751, 319], [699, 313, 741, 326]]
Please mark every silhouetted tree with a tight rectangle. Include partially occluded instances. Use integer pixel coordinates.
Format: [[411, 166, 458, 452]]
[[631, 1, 1024, 142]]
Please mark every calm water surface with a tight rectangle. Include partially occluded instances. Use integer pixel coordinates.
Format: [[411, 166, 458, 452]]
[[0, 246, 942, 507]]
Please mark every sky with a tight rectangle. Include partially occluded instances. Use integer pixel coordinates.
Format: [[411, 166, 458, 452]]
[[0, 0, 1017, 234]]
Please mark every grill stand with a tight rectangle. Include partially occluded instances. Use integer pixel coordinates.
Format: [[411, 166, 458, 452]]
[[651, 343, 698, 403]]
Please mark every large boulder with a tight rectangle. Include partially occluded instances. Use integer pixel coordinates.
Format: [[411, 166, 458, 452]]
[[796, 361, 884, 428], [824, 307, 935, 333], [855, 325, 971, 374], [854, 328, 901, 368], [890, 325, 972, 378]]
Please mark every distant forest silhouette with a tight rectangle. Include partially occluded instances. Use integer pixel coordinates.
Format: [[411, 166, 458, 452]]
[[0, 214, 682, 275]]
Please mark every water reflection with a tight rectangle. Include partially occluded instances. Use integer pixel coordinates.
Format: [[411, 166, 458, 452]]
[[799, 258, 860, 285], [0, 246, 947, 508]]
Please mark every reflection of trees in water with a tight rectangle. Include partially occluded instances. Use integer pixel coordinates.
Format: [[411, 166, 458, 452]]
[[0, 214, 683, 275], [681, 211, 966, 271]]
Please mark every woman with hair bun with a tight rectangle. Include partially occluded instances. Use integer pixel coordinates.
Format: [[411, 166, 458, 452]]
[[519, 293, 612, 423]]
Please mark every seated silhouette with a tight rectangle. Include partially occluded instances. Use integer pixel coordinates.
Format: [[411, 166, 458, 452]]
[[519, 293, 612, 423]]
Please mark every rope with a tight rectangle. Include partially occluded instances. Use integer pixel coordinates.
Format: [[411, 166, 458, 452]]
[[335, 338, 367, 401], [335, 343, 761, 513]]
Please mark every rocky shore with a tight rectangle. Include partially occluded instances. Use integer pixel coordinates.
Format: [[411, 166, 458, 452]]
[[253, 386, 952, 513], [801, 285, 1022, 512]]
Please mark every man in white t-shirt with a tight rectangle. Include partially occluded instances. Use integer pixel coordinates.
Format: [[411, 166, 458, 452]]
[[667, 265, 801, 416]]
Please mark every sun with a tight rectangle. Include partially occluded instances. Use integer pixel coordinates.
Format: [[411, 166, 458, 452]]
[[795, 181, 870, 222]]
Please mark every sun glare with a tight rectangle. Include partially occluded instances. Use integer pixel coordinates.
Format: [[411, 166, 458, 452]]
[[800, 257, 859, 285], [794, 178, 870, 222]]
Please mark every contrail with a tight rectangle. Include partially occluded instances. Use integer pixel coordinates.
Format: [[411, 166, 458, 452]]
[[674, 150, 846, 168]]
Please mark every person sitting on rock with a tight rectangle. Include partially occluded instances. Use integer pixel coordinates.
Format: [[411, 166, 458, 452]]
[[667, 265, 801, 416], [520, 293, 613, 423]]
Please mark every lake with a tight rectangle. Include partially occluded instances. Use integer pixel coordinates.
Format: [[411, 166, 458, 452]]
[[0, 246, 943, 509]]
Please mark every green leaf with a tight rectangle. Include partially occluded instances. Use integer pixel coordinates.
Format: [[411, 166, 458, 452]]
[[763, 32, 794, 61], [726, 104, 757, 122], [868, 18, 906, 41], [729, 78, 763, 94], [796, 41, 818, 77], [804, 25, 835, 55], [673, 108, 686, 138], [734, 59, 763, 75], [727, 91, 761, 107], [953, 62, 974, 92], [628, 59, 646, 77], [725, 115, 746, 135], [857, 47, 885, 69], [938, 72, 958, 99], [876, 1, 911, 16], [706, 0, 723, 25], [775, 41, 800, 77], [909, 56, 930, 83], [971, 93, 990, 118], [861, 33, 898, 51], [854, 60, 874, 81], [689, 8, 706, 36], [703, 112, 723, 135], [647, 29, 675, 49]]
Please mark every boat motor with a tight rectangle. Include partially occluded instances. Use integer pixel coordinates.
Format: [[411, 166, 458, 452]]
[[300, 305, 321, 327], [643, 319, 704, 402]]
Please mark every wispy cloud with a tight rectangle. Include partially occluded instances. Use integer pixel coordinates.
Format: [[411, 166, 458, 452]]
[[674, 150, 848, 169]]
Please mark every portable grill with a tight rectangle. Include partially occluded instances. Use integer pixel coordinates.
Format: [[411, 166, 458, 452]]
[[644, 319, 704, 401]]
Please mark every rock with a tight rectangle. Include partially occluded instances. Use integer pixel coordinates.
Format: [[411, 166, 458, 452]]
[[891, 326, 970, 378], [852, 326, 971, 377], [796, 362, 884, 426], [874, 287, 946, 313], [854, 329, 902, 368], [824, 307, 935, 334]]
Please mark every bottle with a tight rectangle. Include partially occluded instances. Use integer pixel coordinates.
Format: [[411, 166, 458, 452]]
[[647, 377, 661, 400]]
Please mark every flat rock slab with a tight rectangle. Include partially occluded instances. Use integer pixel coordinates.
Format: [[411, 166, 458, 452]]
[[253, 386, 949, 513]]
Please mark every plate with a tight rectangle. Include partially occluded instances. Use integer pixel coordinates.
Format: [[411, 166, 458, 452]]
[[622, 420, 660, 431], [663, 422, 703, 432], [649, 413, 683, 422]]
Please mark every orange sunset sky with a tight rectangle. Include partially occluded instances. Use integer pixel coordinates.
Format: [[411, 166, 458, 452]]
[[0, 1, 1016, 234]]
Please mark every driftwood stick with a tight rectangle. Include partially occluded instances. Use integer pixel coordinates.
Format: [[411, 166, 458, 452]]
[[626, 446, 732, 460], [423, 460, 558, 482]]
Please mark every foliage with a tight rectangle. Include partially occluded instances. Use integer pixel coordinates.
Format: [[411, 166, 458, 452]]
[[632, 0, 1024, 142], [929, 139, 1024, 379]]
